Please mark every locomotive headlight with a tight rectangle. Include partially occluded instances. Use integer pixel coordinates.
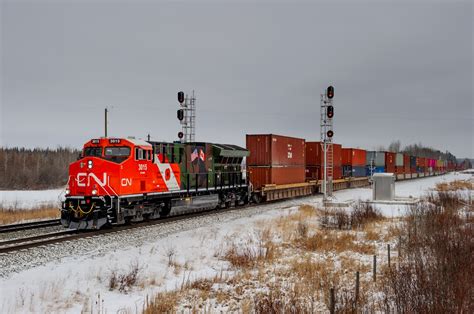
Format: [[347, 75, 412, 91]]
[[65, 188, 70, 195], [88, 160, 93, 169], [92, 189, 98, 195]]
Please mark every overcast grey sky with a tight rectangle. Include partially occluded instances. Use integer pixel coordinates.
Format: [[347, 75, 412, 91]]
[[1, 0, 473, 157]]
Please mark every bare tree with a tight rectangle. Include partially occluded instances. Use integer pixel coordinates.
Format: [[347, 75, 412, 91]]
[[388, 140, 401, 153], [0, 147, 80, 190]]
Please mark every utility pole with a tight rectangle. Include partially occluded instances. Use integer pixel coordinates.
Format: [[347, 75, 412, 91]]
[[104, 107, 108, 138]]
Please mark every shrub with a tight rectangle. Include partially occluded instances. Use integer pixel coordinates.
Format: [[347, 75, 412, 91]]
[[382, 192, 474, 312], [108, 262, 141, 293]]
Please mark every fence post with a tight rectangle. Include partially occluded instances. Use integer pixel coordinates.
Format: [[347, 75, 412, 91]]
[[388, 244, 391, 268], [355, 271, 360, 307], [330, 287, 335, 314], [398, 235, 402, 259], [373, 255, 377, 282]]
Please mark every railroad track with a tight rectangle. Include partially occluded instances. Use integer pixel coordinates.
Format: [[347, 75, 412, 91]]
[[0, 230, 79, 253], [0, 205, 251, 255], [0, 219, 61, 234]]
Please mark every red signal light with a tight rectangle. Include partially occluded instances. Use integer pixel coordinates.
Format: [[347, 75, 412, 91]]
[[327, 105, 334, 118], [178, 91, 185, 103], [177, 109, 184, 121], [327, 86, 334, 99]]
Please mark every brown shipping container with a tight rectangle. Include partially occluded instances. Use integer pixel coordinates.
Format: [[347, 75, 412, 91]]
[[404, 154, 411, 173], [395, 166, 404, 174], [306, 166, 320, 181], [246, 134, 305, 166], [342, 148, 366, 166], [306, 142, 342, 166], [385, 152, 396, 173], [316, 166, 343, 181], [248, 166, 306, 190], [333, 166, 343, 180]]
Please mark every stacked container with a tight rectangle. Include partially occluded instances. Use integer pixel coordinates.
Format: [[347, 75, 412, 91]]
[[436, 159, 444, 173], [410, 156, 417, 173], [342, 148, 366, 177], [428, 159, 436, 173], [305, 142, 343, 180], [246, 134, 306, 190], [416, 157, 426, 173], [366, 151, 385, 176], [403, 154, 411, 174], [385, 152, 396, 173], [394, 153, 404, 174]]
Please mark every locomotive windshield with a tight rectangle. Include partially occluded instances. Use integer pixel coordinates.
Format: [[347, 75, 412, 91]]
[[104, 146, 130, 163], [84, 147, 102, 157]]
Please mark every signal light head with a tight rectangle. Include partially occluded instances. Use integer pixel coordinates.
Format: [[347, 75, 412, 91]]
[[177, 109, 184, 121], [178, 91, 185, 103], [327, 105, 334, 118], [327, 86, 334, 99], [327, 130, 334, 138], [178, 131, 184, 139]]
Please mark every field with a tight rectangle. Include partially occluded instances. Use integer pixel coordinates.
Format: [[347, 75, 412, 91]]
[[0, 189, 63, 224], [0, 172, 472, 313]]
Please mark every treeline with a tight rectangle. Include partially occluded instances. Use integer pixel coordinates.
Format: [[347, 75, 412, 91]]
[[403, 143, 457, 163], [384, 141, 458, 162], [0, 147, 81, 190]]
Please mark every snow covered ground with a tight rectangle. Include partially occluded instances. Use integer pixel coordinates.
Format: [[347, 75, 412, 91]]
[[0, 189, 64, 209], [0, 172, 472, 313]]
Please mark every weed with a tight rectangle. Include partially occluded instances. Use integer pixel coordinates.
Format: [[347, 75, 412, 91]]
[[108, 262, 141, 293]]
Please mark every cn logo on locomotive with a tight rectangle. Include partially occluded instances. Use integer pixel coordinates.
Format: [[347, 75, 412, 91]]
[[76, 173, 108, 187]]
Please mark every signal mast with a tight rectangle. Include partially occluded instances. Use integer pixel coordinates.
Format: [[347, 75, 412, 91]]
[[320, 86, 335, 201], [177, 91, 196, 143]]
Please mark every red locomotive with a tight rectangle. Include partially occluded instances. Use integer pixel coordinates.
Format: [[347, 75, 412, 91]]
[[61, 137, 249, 229]]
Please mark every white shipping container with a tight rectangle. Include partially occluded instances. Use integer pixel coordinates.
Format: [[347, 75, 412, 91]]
[[395, 153, 404, 166]]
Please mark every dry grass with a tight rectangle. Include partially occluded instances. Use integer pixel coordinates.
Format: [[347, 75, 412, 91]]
[[384, 222, 402, 242], [143, 204, 387, 312], [0, 205, 59, 225], [144, 291, 180, 313], [436, 180, 473, 191], [222, 236, 276, 269], [271, 205, 319, 241], [296, 230, 375, 255], [320, 203, 384, 231]]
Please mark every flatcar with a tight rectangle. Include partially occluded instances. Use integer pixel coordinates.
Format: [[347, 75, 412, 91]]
[[61, 137, 249, 229]]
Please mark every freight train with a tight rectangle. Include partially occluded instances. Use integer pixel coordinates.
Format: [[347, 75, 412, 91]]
[[61, 133, 461, 230], [62, 138, 249, 229]]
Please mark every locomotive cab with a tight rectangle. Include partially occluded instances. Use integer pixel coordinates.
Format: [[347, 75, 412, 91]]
[[61, 137, 153, 229]]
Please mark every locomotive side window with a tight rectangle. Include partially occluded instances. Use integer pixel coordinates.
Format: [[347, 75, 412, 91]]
[[84, 147, 102, 157], [135, 148, 143, 160], [104, 147, 130, 163]]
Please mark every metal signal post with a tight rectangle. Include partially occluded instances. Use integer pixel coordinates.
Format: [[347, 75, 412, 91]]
[[320, 86, 335, 201], [177, 90, 196, 143]]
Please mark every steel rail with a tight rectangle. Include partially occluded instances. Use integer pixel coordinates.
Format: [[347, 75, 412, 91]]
[[0, 219, 61, 234]]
